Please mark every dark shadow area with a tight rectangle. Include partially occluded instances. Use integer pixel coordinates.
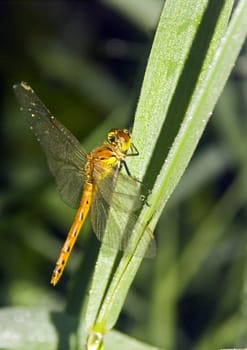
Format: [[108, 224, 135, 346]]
[[65, 233, 100, 318], [50, 311, 78, 350]]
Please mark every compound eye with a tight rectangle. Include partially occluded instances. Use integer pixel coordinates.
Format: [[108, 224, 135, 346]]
[[108, 133, 116, 143]]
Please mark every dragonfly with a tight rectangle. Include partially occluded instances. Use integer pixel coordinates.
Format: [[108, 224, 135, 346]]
[[14, 82, 155, 286]]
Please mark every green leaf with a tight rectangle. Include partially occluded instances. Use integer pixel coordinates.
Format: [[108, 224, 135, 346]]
[[82, 0, 247, 347], [0, 307, 162, 350], [0, 307, 77, 350]]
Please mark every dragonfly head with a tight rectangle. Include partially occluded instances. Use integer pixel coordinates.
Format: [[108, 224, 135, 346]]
[[107, 128, 131, 153]]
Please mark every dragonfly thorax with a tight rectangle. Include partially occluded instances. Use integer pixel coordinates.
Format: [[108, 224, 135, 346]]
[[83, 129, 132, 184], [85, 140, 126, 184]]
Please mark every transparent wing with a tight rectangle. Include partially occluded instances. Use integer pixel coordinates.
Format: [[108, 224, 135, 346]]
[[91, 171, 156, 258], [95, 164, 145, 211], [14, 82, 85, 208]]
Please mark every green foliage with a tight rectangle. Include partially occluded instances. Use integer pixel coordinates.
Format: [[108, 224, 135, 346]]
[[1, 1, 247, 349], [0, 308, 160, 350]]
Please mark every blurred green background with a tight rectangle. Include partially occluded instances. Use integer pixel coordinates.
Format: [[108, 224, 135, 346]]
[[1, 1, 247, 349]]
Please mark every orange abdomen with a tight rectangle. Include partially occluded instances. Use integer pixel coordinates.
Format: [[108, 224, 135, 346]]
[[50, 182, 93, 286]]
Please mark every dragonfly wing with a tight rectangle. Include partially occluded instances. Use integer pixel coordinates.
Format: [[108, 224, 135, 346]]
[[51, 161, 84, 208], [14, 82, 85, 208], [91, 178, 156, 258], [95, 168, 144, 213]]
